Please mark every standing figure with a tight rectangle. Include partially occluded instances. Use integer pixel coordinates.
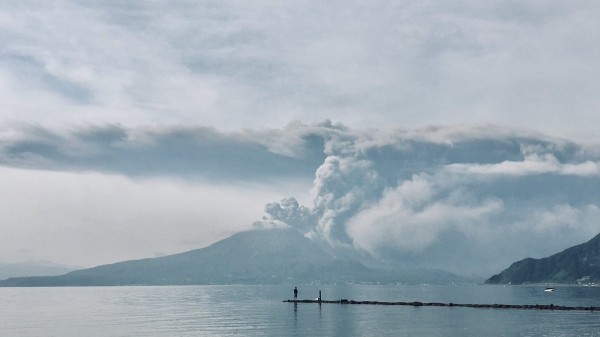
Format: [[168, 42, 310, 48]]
[[294, 286, 298, 300]]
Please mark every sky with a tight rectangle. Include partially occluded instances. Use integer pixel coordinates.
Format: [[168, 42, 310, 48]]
[[1, 1, 600, 277]]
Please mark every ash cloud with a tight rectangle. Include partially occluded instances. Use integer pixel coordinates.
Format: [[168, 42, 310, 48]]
[[260, 124, 600, 276]]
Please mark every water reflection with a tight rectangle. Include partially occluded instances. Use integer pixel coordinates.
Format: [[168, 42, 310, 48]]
[[293, 302, 297, 330]]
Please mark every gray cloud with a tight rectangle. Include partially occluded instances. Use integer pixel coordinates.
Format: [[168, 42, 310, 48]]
[[1, 1, 600, 140], [0, 123, 327, 182]]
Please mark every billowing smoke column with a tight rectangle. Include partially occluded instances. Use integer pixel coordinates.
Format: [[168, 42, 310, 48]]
[[262, 124, 600, 275], [262, 197, 315, 232], [310, 155, 382, 246]]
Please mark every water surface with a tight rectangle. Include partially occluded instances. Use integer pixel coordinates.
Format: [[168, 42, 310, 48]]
[[1, 284, 600, 336]]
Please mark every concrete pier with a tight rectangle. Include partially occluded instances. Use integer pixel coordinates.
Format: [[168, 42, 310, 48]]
[[284, 299, 600, 311]]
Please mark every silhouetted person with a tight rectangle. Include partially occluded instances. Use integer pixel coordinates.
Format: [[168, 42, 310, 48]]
[[294, 286, 298, 300]]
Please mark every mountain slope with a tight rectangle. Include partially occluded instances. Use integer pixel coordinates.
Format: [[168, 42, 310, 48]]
[[486, 233, 600, 284], [0, 228, 462, 286]]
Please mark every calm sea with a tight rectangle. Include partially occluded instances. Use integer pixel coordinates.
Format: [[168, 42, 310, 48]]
[[1, 284, 600, 336]]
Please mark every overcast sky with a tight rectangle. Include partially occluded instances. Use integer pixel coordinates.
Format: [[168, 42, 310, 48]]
[[1, 1, 600, 276]]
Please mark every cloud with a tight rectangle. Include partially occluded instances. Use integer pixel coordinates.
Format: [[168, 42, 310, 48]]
[[347, 174, 503, 254], [260, 124, 600, 276], [2, 122, 600, 276], [4, 0, 600, 275], [0, 123, 327, 182], [2, 1, 600, 140], [526, 204, 600, 235], [447, 144, 600, 177]]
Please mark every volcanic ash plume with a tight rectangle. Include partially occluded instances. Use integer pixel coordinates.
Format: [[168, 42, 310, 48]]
[[260, 125, 600, 276]]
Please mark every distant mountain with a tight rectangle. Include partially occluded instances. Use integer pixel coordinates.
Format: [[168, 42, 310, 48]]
[[0, 228, 462, 286], [0, 261, 77, 280], [486, 233, 600, 284]]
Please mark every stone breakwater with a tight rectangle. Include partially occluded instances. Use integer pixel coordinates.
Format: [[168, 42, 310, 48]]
[[284, 300, 600, 311]]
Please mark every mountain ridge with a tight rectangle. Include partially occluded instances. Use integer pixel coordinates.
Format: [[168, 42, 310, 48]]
[[486, 233, 600, 284]]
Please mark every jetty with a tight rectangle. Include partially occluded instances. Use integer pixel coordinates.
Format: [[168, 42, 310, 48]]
[[284, 299, 600, 311]]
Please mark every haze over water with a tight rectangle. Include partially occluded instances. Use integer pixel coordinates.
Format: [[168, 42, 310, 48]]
[[2, 284, 600, 336]]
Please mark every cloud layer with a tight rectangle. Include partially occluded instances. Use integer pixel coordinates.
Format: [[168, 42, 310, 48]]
[[1, 1, 600, 140], [0, 123, 326, 181]]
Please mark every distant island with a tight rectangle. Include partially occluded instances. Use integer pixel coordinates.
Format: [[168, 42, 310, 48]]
[[0, 227, 462, 287], [486, 233, 600, 285]]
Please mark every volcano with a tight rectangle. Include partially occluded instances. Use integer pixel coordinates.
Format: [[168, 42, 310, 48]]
[[0, 227, 462, 286]]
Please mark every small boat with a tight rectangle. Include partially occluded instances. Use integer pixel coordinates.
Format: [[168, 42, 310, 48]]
[[544, 287, 555, 292]]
